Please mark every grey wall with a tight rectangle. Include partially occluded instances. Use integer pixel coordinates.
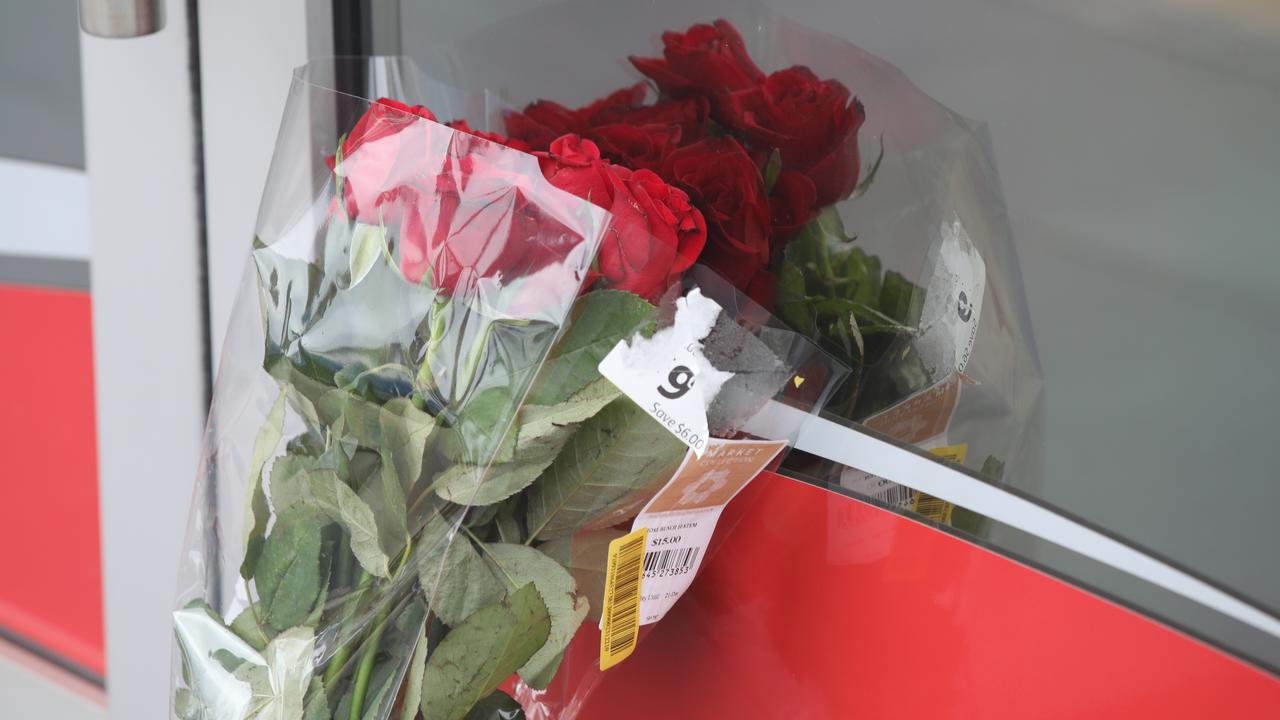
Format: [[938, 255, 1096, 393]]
[[0, 2, 85, 168]]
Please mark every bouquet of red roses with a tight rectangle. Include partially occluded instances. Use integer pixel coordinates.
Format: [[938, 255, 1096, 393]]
[[172, 11, 1040, 720]]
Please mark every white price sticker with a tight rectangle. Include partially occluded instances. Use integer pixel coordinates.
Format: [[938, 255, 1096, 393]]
[[598, 288, 733, 457], [631, 438, 786, 624], [917, 220, 986, 378]]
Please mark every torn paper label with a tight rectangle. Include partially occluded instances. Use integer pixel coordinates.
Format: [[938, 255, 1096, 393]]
[[598, 288, 733, 456], [917, 220, 986, 379]]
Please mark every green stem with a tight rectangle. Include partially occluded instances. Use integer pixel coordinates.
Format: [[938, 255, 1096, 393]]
[[337, 532, 355, 588], [465, 525, 517, 588], [417, 296, 449, 392], [321, 569, 372, 687], [350, 605, 393, 720], [242, 578, 270, 648]]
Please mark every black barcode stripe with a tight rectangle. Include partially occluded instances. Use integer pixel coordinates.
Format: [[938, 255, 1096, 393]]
[[605, 535, 646, 655], [643, 546, 701, 573], [876, 483, 915, 507]]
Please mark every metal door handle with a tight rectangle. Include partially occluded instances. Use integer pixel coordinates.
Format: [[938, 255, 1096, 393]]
[[79, 0, 165, 38]]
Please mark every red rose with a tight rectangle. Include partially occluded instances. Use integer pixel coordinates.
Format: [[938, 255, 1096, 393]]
[[378, 145, 564, 294], [609, 96, 710, 143], [536, 135, 617, 207], [660, 136, 770, 290], [743, 267, 778, 310], [333, 100, 571, 294], [343, 98, 436, 159], [505, 84, 648, 151], [768, 169, 818, 239], [539, 135, 706, 301], [581, 83, 659, 126], [507, 83, 709, 172], [629, 19, 764, 118], [726, 66, 866, 206], [590, 122, 682, 172], [331, 98, 438, 221]]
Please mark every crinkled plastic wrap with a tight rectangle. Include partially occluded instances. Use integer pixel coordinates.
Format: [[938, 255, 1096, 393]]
[[171, 57, 846, 720]]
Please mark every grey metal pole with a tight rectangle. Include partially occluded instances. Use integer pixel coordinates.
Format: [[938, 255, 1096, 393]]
[[79, 0, 165, 38]]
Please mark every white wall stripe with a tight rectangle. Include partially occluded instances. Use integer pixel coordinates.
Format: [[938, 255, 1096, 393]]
[[746, 401, 1280, 640], [0, 157, 90, 261]]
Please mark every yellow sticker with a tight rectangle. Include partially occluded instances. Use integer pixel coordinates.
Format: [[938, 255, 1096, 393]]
[[599, 527, 647, 671], [930, 443, 969, 465], [912, 444, 970, 524]]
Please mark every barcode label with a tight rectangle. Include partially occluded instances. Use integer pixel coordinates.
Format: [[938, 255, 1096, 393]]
[[913, 445, 966, 523], [643, 546, 701, 579], [600, 528, 647, 671], [913, 494, 954, 524], [875, 483, 916, 509]]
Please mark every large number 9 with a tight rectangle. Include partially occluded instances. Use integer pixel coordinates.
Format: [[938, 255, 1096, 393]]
[[657, 365, 695, 399]]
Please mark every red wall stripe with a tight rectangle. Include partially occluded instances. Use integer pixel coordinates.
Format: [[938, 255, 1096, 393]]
[[0, 283, 104, 676], [553, 472, 1280, 717]]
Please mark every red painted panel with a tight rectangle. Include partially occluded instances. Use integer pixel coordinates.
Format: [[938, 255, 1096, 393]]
[[0, 283, 103, 675], [550, 472, 1280, 718]]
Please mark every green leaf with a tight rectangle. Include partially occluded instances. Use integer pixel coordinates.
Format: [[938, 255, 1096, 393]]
[[356, 661, 399, 720], [324, 214, 354, 286], [518, 377, 621, 444], [348, 600, 427, 720], [241, 391, 287, 579], [269, 360, 436, 483], [537, 528, 626, 625], [762, 148, 782, 193], [417, 517, 506, 626], [334, 134, 347, 212], [399, 621, 430, 720], [848, 134, 885, 201], [879, 271, 922, 326], [435, 378, 623, 507], [232, 661, 273, 717], [378, 396, 435, 493], [483, 544, 588, 689], [271, 464, 390, 578], [463, 691, 525, 720], [334, 360, 416, 399], [302, 679, 330, 720], [774, 261, 816, 336], [261, 626, 316, 720], [493, 500, 523, 544], [332, 599, 422, 717], [526, 291, 654, 406], [174, 688, 200, 720], [349, 222, 386, 288], [172, 604, 265, 718], [256, 510, 325, 631], [434, 461, 553, 507], [254, 247, 340, 359], [360, 460, 410, 561], [229, 605, 271, 652], [525, 399, 686, 542], [421, 584, 551, 720], [981, 455, 1006, 481]]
